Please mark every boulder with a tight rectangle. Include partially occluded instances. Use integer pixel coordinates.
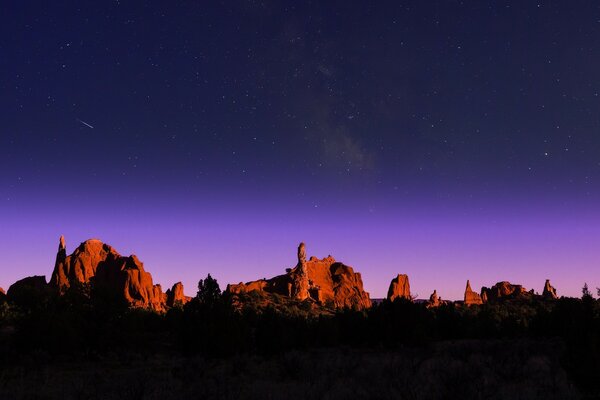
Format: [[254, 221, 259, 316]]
[[226, 242, 371, 310], [542, 279, 558, 299], [387, 274, 411, 301], [464, 280, 483, 305], [49, 236, 166, 311], [481, 281, 531, 302], [166, 282, 191, 307], [7, 276, 50, 307]]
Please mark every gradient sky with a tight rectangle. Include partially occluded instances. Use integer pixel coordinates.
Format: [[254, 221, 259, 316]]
[[1, 1, 600, 300]]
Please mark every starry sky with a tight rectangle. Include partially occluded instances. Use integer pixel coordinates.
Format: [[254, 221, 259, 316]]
[[1, 1, 600, 300]]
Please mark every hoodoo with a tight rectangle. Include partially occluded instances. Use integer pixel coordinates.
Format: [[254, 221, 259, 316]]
[[226, 242, 371, 310], [427, 289, 441, 308], [542, 279, 558, 299], [387, 274, 411, 301], [464, 280, 483, 305]]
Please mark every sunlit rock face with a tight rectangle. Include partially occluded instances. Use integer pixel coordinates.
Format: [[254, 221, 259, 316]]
[[387, 274, 411, 302], [480, 281, 533, 302], [542, 279, 558, 299], [464, 280, 483, 305], [166, 282, 191, 307], [49, 236, 167, 311], [226, 242, 371, 310]]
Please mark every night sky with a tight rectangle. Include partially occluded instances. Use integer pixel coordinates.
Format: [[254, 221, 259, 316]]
[[2, 1, 600, 300]]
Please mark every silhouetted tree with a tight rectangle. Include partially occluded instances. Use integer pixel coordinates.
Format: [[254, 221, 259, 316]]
[[196, 274, 222, 305], [582, 283, 593, 299]]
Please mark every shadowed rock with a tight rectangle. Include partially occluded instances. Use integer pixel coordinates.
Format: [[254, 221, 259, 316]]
[[226, 242, 371, 310], [464, 280, 483, 305], [542, 279, 558, 299], [427, 289, 441, 308], [387, 274, 411, 301], [49, 236, 166, 311], [7, 276, 49, 307]]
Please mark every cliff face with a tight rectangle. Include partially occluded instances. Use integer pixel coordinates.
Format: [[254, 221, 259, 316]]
[[387, 274, 411, 302], [49, 236, 185, 311], [464, 280, 483, 305], [226, 243, 371, 310]]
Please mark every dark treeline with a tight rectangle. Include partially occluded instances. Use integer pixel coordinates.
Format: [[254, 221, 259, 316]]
[[1, 275, 600, 397]]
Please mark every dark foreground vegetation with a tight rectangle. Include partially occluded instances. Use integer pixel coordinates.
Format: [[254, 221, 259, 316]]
[[1, 276, 600, 399]]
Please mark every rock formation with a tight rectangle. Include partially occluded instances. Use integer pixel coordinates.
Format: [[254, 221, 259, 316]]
[[464, 280, 483, 305], [427, 289, 441, 308], [49, 236, 167, 311], [297, 242, 307, 265], [226, 242, 371, 310], [291, 243, 310, 301], [0, 287, 5, 302], [166, 282, 191, 307], [7, 276, 49, 306], [387, 274, 411, 302], [542, 279, 558, 299], [480, 281, 532, 302]]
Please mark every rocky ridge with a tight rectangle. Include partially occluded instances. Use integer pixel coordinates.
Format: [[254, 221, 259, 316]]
[[226, 242, 371, 310], [7, 236, 189, 312]]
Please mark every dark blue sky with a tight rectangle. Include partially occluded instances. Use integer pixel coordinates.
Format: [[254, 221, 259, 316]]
[[1, 1, 600, 299]]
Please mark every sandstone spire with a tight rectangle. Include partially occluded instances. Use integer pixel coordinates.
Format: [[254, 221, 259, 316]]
[[59, 235, 66, 252], [542, 279, 558, 299], [427, 289, 441, 308], [292, 242, 310, 300], [297, 242, 307, 265], [387, 274, 411, 301], [464, 280, 483, 305]]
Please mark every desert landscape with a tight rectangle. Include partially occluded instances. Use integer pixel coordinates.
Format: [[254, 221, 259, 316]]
[[3, 1, 600, 398], [0, 237, 599, 399]]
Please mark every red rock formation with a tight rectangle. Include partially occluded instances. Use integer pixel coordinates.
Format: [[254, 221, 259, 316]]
[[464, 280, 483, 305], [0, 287, 6, 302], [542, 279, 558, 299], [166, 282, 191, 307], [427, 289, 441, 308], [481, 281, 531, 302], [387, 274, 411, 301], [226, 243, 371, 310], [50, 236, 166, 311]]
